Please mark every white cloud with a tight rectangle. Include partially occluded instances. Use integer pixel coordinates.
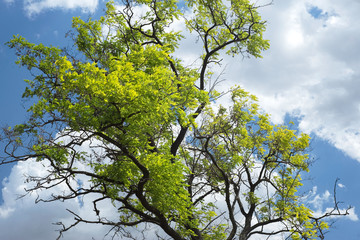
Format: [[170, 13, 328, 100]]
[[0, 158, 116, 239], [23, 0, 99, 17], [310, 189, 331, 210], [303, 186, 358, 222], [213, 0, 360, 162], [320, 207, 359, 222], [344, 207, 359, 221]]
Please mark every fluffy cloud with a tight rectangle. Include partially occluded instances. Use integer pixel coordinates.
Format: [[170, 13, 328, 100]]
[[303, 186, 358, 222], [23, 0, 99, 16], [0, 158, 118, 240], [214, 0, 360, 161]]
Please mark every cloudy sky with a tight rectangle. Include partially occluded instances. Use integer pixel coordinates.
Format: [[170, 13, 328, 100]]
[[0, 0, 360, 239]]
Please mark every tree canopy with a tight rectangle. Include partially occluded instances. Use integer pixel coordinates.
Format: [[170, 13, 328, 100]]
[[2, 0, 350, 239]]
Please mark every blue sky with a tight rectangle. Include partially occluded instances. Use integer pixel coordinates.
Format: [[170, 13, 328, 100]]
[[0, 0, 360, 239]]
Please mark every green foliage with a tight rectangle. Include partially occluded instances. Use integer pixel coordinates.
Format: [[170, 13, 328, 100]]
[[3, 0, 339, 239]]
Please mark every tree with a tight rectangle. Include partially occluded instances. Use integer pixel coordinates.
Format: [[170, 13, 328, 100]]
[[1, 0, 350, 239]]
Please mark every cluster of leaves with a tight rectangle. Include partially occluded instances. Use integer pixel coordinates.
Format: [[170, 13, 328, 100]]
[[2, 0, 348, 239]]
